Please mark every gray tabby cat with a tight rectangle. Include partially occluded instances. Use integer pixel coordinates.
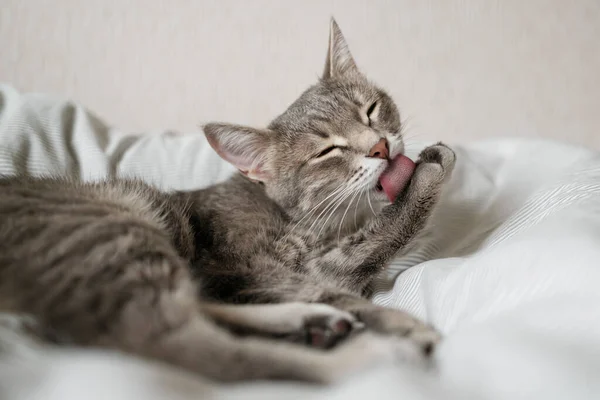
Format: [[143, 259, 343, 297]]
[[0, 19, 455, 383]]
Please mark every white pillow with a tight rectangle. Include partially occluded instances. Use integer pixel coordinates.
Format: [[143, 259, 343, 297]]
[[0, 83, 236, 188]]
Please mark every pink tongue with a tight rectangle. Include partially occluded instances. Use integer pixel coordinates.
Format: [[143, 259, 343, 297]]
[[379, 154, 416, 202]]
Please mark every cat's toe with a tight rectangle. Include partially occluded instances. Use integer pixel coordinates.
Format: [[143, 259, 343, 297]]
[[408, 324, 441, 356], [303, 313, 364, 349]]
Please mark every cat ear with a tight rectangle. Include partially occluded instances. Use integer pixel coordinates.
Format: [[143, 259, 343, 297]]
[[203, 123, 273, 182], [322, 18, 359, 80]]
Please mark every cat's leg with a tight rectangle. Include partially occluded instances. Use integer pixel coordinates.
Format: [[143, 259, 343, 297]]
[[0, 303, 362, 352], [0, 296, 427, 384], [201, 270, 440, 355], [145, 307, 428, 383], [125, 290, 429, 383], [92, 277, 428, 383], [305, 143, 456, 293], [199, 301, 364, 348]]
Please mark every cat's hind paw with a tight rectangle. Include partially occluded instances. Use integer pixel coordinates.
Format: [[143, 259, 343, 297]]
[[280, 304, 365, 349]]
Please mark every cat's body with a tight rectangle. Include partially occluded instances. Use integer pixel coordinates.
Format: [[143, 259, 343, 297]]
[[0, 19, 455, 383]]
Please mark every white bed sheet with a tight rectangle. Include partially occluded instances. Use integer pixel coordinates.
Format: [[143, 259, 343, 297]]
[[2, 83, 600, 400]]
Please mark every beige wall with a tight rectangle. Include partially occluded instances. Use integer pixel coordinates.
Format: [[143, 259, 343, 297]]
[[2, 1, 599, 148]]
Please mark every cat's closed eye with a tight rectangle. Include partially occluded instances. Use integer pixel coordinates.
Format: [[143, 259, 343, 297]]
[[365, 101, 378, 127], [316, 146, 337, 158]]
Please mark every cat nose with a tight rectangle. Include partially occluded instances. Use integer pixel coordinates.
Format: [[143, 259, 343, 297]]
[[368, 138, 389, 159]]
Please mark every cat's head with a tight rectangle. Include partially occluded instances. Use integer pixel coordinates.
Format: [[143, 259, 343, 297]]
[[204, 19, 411, 231]]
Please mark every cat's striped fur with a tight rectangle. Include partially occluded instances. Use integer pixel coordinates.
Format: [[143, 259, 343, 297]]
[[0, 19, 455, 383]]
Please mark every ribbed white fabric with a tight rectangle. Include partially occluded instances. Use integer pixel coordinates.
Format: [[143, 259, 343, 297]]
[[2, 83, 600, 400]]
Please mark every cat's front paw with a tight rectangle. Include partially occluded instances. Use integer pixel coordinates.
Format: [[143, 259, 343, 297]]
[[416, 142, 456, 180], [356, 307, 440, 356], [400, 143, 456, 203], [320, 331, 435, 383]]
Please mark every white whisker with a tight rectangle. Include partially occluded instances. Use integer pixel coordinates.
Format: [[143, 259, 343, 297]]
[[353, 189, 364, 230], [314, 183, 358, 240], [337, 188, 362, 242], [367, 191, 377, 216], [307, 184, 355, 240], [280, 169, 379, 246], [291, 184, 346, 229], [276, 182, 347, 250]]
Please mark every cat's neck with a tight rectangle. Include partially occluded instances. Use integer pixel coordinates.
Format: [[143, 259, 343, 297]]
[[179, 174, 289, 247], [178, 173, 376, 255]]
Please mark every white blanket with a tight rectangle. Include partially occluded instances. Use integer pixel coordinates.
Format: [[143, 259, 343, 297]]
[[2, 83, 600, 400]]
